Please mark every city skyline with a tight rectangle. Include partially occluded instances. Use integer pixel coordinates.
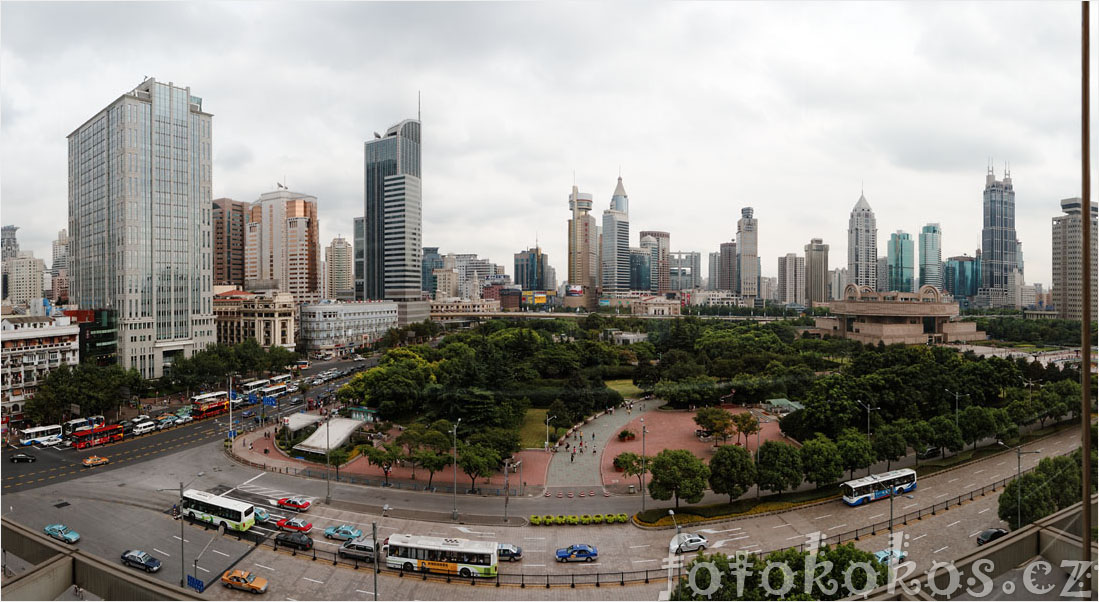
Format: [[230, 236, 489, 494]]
[[2, 2, 1094, 288]]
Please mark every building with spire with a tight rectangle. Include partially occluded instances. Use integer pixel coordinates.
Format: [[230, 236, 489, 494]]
[[980, 165, 1020, 296], [848, 192, 878, 290], [919, 223, 943, 289], [601, 177, 630, 294], [736, 207, 759, 298], [566, 185, 599, 307]]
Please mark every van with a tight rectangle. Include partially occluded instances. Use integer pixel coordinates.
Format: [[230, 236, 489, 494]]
[[338, 537, 381, 561], [133, 421, 156, 436]]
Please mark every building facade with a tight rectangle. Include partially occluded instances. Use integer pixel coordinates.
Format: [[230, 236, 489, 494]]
[[919, 223, 943, 289], [1, 314, 80, 425], [707, 252, 720, 290], [67, 78, 215, 379], [51, 229, 69, 277], [1, 225, 19, 263], [828, 267, 849, 301], [61, 309, 118, 366], [567, 185, 599, 298], [353, 216, 365, 300], [244, 189, 322, 305], [421, 246, 443, 298], [804, 238, 829, 304], [1051, 197, 1098, 321], [629, 247, 651, 292], [887, 231, 916, 293], [944, 255, 981, 302], [5, 252, 45, 307], [776, 253, 806, 306], [213, 289, 295, 350], [325, 236, 354, 301], [212, 198, 248, 288], [815, 284, 985, 345], [847, 192, 878, 290], [640, 231, 671, 293], [299, 301, 398, 356], [718, 241, 737, 292], [669, 251, 702, 290], [601, 177, 630, 294], [981, 167, 1021, 296], [364, 119, 422, 302], [736, 207, 759, 298], [514, 246, 553, 291]]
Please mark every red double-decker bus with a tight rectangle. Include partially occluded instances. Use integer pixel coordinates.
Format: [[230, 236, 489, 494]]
[[72, 424, 123, 449], [191, 391, 230, 420]]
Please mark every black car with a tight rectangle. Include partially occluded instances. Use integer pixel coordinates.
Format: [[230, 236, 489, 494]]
[[121, 549, 162, 572], [275, 531, 313, 550], [917, 446, 941, 460], [498, 543, 523, 562], [9, 452, 36, 463], [976, 528, 1009, 545]]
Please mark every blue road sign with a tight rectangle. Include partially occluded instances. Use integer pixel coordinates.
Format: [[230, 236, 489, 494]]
[[263, 396, 277, 407], [187, 574, 205, 593], [249, 393, 258, 405], [228, 429, 236, 439], [230, 390, 238, 400]]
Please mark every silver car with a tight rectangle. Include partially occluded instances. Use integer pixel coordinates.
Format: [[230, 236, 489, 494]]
[[670, 533, 708, 554]]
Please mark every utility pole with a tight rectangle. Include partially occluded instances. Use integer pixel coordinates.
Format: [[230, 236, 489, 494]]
[[944, 388, 968, 427], [503, 459, 511, 522], [178, 481, 185, 588], [451, 418, 461, 520], [544, 415, 555, 451], [999, 441, 1040, 530], [325, 415, 331, 504], [371, 521, 379, 601], [640, 417, 647, 513], [853, 399, 878, 475]]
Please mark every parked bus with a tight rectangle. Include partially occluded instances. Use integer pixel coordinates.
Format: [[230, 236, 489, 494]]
[[72, 424, 124, 449], [841, 468, 918, 506], [293, 360, 310, 370], [181, 489, 255, 532], [241, 380, 269, 396], [62, 415, 106, 437], [18, 425, 63, 446], [191, 391, 230, 420], [385, 534, 498, 577], [269, 374, 291, 385], [260, 384, 287, 399]]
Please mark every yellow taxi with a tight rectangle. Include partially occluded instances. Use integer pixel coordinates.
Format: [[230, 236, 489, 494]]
[[221, 569, 268, 594], [81, 455, 109, 467]]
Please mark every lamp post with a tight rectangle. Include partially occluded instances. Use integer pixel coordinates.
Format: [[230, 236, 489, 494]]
[[852, 399, 878, 476], [371, 521, 379, 601], [944, 388, 969, 427], [503, 458, 512, 523], [998, 441, 1040, 530], [640, 417, 648, 513], [669, 509, 682, 585], [545, 415, 556, 451], [451, 418, 461, 520], [158, 473, 203, 588], [325, 414, 331, 504]]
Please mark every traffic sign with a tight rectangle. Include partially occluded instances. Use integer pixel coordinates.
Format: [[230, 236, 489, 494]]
[[263, 396, 277, 407], [248, 393, 258, 405], [228, 429, 236, 439], [230, 390, 238, 400], [187, 574, 205, 593]]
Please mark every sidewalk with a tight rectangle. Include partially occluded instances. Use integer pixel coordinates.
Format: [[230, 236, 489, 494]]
[[543, 399, 659, 489]]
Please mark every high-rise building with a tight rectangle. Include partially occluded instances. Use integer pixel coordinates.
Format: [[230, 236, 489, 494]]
[[919, 223, 943, 289], [1, 225, 19, 263], [5, 252, 45, 307], [630, 247, 651, 292], [639, 235, 658, 292], [601, 177, 630, 294], [944, 255, 981, 300], [759, 276, 778, 301], [515, 246, 554, 291], [887, 231, 916, 292], [776, 253, 806, 306], [981, 166, 1021, 292], [1051, 197, 1098, 321], [353, 216, 365, 300], [828, 267, 849, 300], [325, 236, 354, 301], [736, 207, 759, 298], [707, 252, 720, 290], [640, 231, 671, 293], [364, 119, 423, 306], [422, 247, 443, 297], [68, 78, 214, 379], [718, 241, 737, 292], [568, 186, 599, 294], [212, 198, 248, 287], [244, 189, 322, 304], [848, 192, 878, 290], [670, 251, 702, 290], [50, 229, 69, 277], [876, 256, 890, 292], [804, 238, 829, 304]]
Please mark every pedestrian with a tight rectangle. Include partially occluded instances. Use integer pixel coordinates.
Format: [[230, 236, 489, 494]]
[[591, 432, 595, 440], [592, 446, 596, 454], [570, 453, 575, 463]]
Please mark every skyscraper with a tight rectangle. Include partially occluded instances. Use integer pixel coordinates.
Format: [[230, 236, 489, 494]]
[[707, 252, 720, 290], [944, 255, 981, 300], [68, 78, 214, 378], [244, 189, 322, 304], [1052, 197, 1098, 320], [776, 253, 806, 306], [981, 166, 1020, 291], [736, 207, 759, 298], [325, 236, 354, 301], [353, 216, 365, 300], [364, 119, 423, 302], [919, 223, 943, 289], [515, 246, 554, 291], [5, 252, 45, 307], [718, 241, 737, 292], [50, 229, 69, 277], [640, 231, 671, 293], [601, 177, 630, 294], [887, 231, 915, 292], [670, 251, 702, 290], [422, 247, 443, 297], [567, 186, 599, 295], [630, 248, 652, 292], [828, 267, 849, 300], [804, 238, 829, 304], [212, 198, 248, 287], [848, 192, 878, 290], [1, 225, 19, 263]]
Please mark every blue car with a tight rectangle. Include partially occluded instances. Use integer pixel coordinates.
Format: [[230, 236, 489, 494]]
[[324, 524, 363, 541], [44, 523, 80, 544], [556, 544, 597, 563], [121, 549, 162, 573], [874, 548, 907, 565], [254, 507, 270, 523]]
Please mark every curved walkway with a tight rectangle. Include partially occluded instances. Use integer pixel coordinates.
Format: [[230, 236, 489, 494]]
[[543, 399, 660, 490]]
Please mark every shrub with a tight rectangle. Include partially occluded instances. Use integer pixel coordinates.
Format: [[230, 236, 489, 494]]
[[580, 514, 592, 525], [555, 514, 567, 525], [567, 515, 580, 525], [530, 515, 541, 526], [618, 429, 635, 441], [616, 513, 629, 523], [542, 514, 555, 525], [592, 514, 604, 524]]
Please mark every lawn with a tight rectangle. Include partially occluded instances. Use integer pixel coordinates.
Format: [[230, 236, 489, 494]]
[[605, 379, 642, 399], [520, 408, 550, 449]]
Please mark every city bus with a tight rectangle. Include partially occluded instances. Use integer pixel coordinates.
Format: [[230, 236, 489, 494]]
[[190, 391, 230, 420], [841, 468, 918, 506], [72, 424, 123, 449], [260, 384, 287, 399], [269, 374, 291, 385], [62, 415, 106, 437], [241, 380, 269, 396], [18, 425, 63, 446], [385, 534, 498, 577], [181, 489, 256, 532], [293, 360, 310, 370]]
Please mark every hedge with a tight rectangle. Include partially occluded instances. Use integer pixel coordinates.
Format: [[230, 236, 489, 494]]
[[530, 512, 628, 525]]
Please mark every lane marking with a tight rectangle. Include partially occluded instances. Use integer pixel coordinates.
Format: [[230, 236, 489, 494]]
[[936, 493, 948, 498], [868, 513, 884, 520], [153, 548, 171, 557], [303, 577, 323, 584], [632, 559, 658, 563], [933, 546, 949, 554], [828, 524, 847, 530], [904, 503, 918, 509], [969, 530, 983, 537], [913, 534, 927, 541], [355, 590, 373, 595], [964, 483, 976, 489], [212, 550, 230, 557], [947, 478, 959, 483], [526, 564, 545, 567], [172, 536, 190, 543], [996, 461, 1005, 466], [786, 535, 804, 541], [255, 563, 275, 570], [523, 537, 545, 540], [772, 524, 788, 529], [974, 470, 984, 474], [978, 508, 990, 514], [196, 565, 211, 573], [814, 514, 832, 520], [629, 545, 650, 549], [946, 521, 960, 528]]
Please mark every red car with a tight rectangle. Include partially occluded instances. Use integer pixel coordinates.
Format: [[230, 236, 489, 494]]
[[277, 497, 312, 512], [276, 517, 313, 533]]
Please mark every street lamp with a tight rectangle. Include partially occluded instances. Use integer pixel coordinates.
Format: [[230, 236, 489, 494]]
[[158, 472, 204, 588], [944, 388, 969, 427], [852, 399, 878, 476], [640, 417, 648, 513], [544, 415, 556, 451], [669, 509, 683, 585], [998, 441, 1040, 529], [451, 418, 461, 520], [325, 414, 331, 504]]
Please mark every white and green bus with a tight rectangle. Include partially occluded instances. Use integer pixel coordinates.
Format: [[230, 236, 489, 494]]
[[181, 489, 256, 532], [385, 534, 498, 577]]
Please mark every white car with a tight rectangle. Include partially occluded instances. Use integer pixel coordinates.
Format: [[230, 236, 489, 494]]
[[670, 533, 708, 554]]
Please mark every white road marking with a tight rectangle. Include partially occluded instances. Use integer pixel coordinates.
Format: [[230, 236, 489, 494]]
[[172, 536, 190, 543], [223, 472, 266, 496], [455, 526, 494, 536], [355, 590, 373, 595], [868, 513, 884, 520], [303, 577, 324, 584], [978, 508, 990, 514], [526, 564, 545, 567], [523, 537, 546, 540], [786, 535, 804, 541], [936, 493, 948, 498], [933, 546, 949, 554], [946, 521, 960, 528], [255, 563, 275, 570], [212, 550, 229, 557], [974, 470, 984, 474], [947, 478, 959, 483], [153, 548, 171, 557], [814, 514, 832, 520], [970, 530, 983, 537], [913, 534, 927, 541], [904, 503, 918, 509], [965, 483, 976, 488], [996, 461, 1006, 466], [828, 524, 847, 530], [196, 565, 211, 573], [632, 559, 658, 563], [698, 527, 742, 534], [772, 524, 788, 529], [629, 545, 650, 548]]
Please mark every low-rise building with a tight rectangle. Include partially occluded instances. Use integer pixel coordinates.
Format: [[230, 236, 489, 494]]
[[1, 314, 80, 426], [814, 284, 985, 345], [213, 290, 296, 350], [429, 298, 501, 315], [299, 300, 398, 357], [685, 290, 748, 307]]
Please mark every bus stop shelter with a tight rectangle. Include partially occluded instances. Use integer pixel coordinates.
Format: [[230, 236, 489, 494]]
[[293, 417, 365, 454], [283, 413, 323, 433]]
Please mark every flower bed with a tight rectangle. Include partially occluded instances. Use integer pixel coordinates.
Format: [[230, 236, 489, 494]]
[[531, 513, 629, 525]]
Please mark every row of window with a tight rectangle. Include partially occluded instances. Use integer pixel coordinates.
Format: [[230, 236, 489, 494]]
[[387, 546, 490, 566]]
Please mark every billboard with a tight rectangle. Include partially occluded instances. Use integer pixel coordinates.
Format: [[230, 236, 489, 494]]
[[598, 299, 611, 307], [566, 285, 584, 297]]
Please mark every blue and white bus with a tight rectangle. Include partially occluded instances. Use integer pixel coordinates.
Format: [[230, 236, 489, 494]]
[[841, 469, 917, 506], [260, 384, 287, 399], [241, 380, 269, 396], [18, 424, 63, 446], [269, 374, 291, 385]]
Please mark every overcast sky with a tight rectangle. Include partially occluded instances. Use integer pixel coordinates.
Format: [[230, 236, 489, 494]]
[[3, 1, 1096, 288]]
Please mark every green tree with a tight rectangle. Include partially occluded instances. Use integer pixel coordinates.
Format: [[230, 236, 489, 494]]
[[800, 435, 843, 487], [412, 448, 452, 488], [836, 428, 873, 479], [997, 472, 1057, 531], [616, 452, 652, 497], [648, 449, 710, 508], [708, 445, 756, 503], [927, 415, 964, 458], [899, 419, 935, 465], [468, 427, 520, 459], [694, 407, 735, 444], [755, 440, 803, 495], [958, 405, 996, 451], [457, 443, 500, 491], [872, 424, 907, 471], [360, 443, 404, 487], [731, 411, 760, 447]]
